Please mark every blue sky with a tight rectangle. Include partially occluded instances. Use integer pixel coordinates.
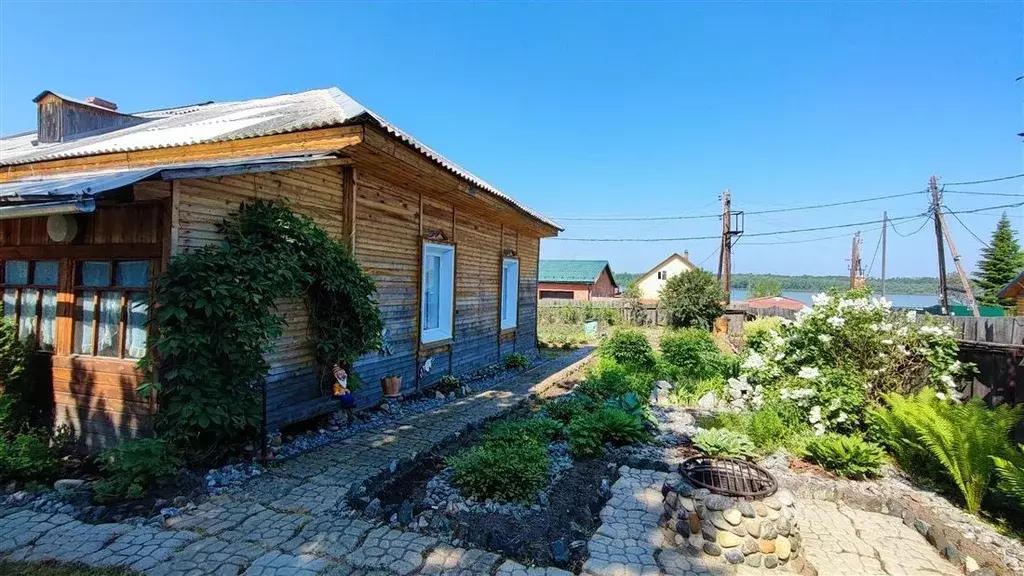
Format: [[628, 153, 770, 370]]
[[1, 1, 1021, 279]]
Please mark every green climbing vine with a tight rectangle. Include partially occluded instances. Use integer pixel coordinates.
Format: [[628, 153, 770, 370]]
[[139, 200, 383, 463]]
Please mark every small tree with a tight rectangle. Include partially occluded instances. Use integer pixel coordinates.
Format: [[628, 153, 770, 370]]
[[749, 277, 782, 298], [972, 213, 1024, 308], [659, 269, 725, 329]]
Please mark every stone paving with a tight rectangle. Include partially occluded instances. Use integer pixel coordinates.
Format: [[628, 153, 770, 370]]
[[0, 348, 592, 576], [799, 499, 959, 576]]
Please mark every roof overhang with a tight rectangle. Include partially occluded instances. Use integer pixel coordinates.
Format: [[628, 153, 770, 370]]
[[998, 272, 1024, 299], [0, 153, 346, 203]]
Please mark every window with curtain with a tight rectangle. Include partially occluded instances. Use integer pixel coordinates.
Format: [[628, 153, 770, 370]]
[[421, 243, 455, 343], [501, 258, 519, 330], [1, 260, 58, 350], [73, 260, 151, 359]]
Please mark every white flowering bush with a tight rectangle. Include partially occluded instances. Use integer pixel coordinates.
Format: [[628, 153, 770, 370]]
[[742, 288, 971, 435]]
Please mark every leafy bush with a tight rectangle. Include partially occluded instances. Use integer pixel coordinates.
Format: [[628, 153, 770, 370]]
[[992, 445, 1024, 507], [743, 317, 783, 352], [484, 417, 564, 445], [692, 428, 757, 459], [804, 435, 887, 479], [659, 269, 726, 330], [604, 392, 647, 422], [599, 329, 657, 371], [436, 374, 461, 394], [142, 201, 383, 464], [660, 328, 724, 380], [749, 278, 783, 298], [92, 439, 182, 503], [448, 440, 550, 503], [0, 431, 60, 483], [873, 389, 1021, 513], [503, 353, 530, 370], [544, 395, 597, 424], [669, 377, 725, 406], [568, 407, 646, 458], [577, 358, 652, 401]]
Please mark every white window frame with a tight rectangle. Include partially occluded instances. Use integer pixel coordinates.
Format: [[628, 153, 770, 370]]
[[500, 258, 519, 330], [421, 242, 456, 344], [658, 270, 669, 280]]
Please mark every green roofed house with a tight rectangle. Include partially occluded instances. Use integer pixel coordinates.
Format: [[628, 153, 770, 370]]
[[538, 260, 618, 300]]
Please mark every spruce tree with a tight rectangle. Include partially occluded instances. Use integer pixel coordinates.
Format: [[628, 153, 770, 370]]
[[972, 212, 1024, 308]]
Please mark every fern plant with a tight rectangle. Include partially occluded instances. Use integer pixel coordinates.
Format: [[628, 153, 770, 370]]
[[692, 428, 757, 459], [873, 389, 1021, 513], [804, 434, 887, 479], [992, 445, 1024, 507]]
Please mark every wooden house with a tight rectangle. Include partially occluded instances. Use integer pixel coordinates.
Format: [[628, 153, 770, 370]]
[[0, 88, 560, 449], [634, 251, 695, 301], [537, 260, 618, 301]]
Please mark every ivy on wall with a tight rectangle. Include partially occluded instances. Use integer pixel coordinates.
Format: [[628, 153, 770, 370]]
[[140, 200, 383, 463]]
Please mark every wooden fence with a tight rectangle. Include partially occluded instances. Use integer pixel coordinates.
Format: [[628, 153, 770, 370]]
[[538, 299, 667, 326]]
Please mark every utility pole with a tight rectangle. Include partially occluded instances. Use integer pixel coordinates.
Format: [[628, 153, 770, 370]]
[[931, 176, 950, 314], [931, 182, 980, 316], [717, 190, 732, 304], [849, 232, 862, 289], [881, 212, 888, 297]]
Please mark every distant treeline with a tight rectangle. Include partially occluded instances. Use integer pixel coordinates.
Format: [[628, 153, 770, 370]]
[[612, 271, 959, 296]]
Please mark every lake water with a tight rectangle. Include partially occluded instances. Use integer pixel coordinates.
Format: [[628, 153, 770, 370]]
[[729, 289, 938, 309]]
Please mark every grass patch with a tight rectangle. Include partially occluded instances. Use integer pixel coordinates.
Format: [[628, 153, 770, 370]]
[[0, 561, 142, 576]]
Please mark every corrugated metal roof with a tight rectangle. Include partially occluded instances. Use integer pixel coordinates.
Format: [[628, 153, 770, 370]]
[[0, 154, 338, 200], [539, 260, 614, 285], [0, 88, 560, 230]]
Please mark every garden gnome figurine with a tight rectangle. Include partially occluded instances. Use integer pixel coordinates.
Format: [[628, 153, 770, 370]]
[[332, 364, 349, 397]]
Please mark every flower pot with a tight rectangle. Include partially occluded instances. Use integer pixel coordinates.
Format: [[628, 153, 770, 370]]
[[381, 375, 403, 398]]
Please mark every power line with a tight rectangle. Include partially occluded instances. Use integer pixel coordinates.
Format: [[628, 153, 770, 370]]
[[943, 190, 1024, 198], [943, 205, 990, 248], [866, 229, 883, 277], [890, 214, 933, 238], [551, 212, 929, 242], [552, 190, 927, 221], [739, 222, 889, 245], [945, 200, 1024, 216], [942, 173, 1024, 186]]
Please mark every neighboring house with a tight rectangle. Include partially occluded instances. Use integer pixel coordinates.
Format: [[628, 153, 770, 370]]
[[744, 296, 807, 312], [0, 88, 560, 448], [997, 273, 1024, 313], [635, 252, 695, 300], [537, 260, 617, 300]]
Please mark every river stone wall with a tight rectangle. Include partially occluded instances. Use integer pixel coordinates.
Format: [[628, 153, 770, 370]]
[[661, 479, 810, 572]]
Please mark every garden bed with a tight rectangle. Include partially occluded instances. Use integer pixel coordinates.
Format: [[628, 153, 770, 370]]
[[353, 405, 619, 571]]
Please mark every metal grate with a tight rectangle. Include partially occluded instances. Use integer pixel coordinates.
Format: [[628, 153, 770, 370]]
[[680, 456, 778, 498]]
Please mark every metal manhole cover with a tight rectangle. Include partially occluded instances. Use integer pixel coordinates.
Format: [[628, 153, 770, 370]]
[[680, 456, 778, 498]]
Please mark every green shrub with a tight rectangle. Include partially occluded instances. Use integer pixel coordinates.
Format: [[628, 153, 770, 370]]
[[448, 440, 550, 502], [659, 269, 726, 330], [503, 353, 529, 370], [669, 377, 725, 406], [436, 374, 461, 394], [660, 329, 723, 380], [699, 411, 749, 432], [577, 358, 638, 400], [743, 317, 783, 352], [805, 434, 887, 479], [599, 329, 656, 371], [92, 439, 181, 503], [568, 407, 647, 458], [0, 431, 60, 483], [484, 417, 564, 445], [544, 395, 597, 424], [992, 445, 1024, 507], [692, 428, 757, 459], [604, 392, 647, 422], [873, 389, 1021, 513]]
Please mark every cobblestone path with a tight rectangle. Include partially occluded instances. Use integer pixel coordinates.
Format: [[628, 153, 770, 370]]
[[0, 349, 591, 576], [798, 499, 959, 576]]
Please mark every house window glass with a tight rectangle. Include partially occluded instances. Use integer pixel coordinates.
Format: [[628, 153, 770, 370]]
[[1, 260, 59, 350], [657, 271, 668, 280], [501, 258, 519, 330], [421, 243, 455, 343], [73, 260, 152, 359]]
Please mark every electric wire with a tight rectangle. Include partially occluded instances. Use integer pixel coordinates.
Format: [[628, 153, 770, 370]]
[[943, 205, 990, 248], [552, 190, 927, 221], [866, 228, 883, 277], [943, 190, 1024, 198], [942, 173, 1024, 186], [889, 214, 933, 238]]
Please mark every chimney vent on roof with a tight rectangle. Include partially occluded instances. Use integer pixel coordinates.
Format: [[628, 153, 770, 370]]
[[32, 90, 146, 144], [85, 96, 117, 111], [684, 250, 689, 258]]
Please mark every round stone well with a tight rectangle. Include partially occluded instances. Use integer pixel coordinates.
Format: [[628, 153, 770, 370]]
[[661, 456, 810, 572]]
